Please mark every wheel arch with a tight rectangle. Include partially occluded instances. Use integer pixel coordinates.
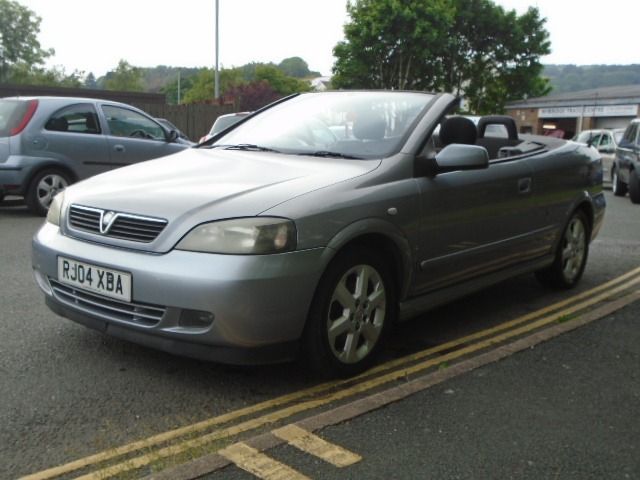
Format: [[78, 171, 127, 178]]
[[319, 218, 414, 303], [575, 199, 594, 238], [24, 162, 77, 194]]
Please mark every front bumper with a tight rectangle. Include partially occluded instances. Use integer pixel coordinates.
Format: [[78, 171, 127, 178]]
[[32, 223, 327, 364]]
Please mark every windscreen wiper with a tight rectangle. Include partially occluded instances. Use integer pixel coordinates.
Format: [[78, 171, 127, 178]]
[[213, 143, 281, 153], [300, 150, 363, 160]]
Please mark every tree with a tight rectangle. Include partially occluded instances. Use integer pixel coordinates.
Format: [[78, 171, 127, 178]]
[[163, 74, 195, 104], [182, 68, 246, 104], [332, 0, 551, 113], [182, 66, 311, 104], [104, 60, 144, 92], [6, 63, 82, 87], [84, 72, 97, 89], [441, 0, 550, 113], [254, 65, 311, 95], [278, 57, 320, 78], [332, 0, 454, 91], [227, 80, 281, 111], [0, 0, 53, 81]]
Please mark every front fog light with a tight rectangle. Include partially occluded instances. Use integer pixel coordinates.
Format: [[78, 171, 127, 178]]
[[33, 269, 53, 296], [179, 310, 214, 329]]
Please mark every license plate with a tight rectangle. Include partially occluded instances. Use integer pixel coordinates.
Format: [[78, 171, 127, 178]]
[[57, 257, 132, 302]]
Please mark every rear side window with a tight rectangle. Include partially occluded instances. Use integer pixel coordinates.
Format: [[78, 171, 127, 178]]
[[0, 99, 38, 137], [45, 104, 101, 134]]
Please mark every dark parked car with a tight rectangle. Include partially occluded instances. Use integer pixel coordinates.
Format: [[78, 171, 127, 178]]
[[0, 97, 192, 215], [612, 119, 640, 202], [32, 91, 605, 377]]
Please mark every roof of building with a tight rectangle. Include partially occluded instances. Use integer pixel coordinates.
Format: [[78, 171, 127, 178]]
[[506, 84, 640, 109]]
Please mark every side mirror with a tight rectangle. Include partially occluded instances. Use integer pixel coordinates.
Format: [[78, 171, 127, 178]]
[[417, 144, 489, 176], [435, 144, 489, 173], [167, 129, 179, 143]]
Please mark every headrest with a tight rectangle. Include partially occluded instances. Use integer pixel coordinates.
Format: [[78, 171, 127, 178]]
[[439, 116, 477, 146], [46, 117, 69, 132]]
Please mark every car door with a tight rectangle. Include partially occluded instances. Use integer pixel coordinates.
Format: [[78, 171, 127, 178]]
[[595, 132, 616, 179], [412, 155, 538, 294], [100, 105, 186, 166], [615, 122, 639, 185], [37, 103, 110, 180]]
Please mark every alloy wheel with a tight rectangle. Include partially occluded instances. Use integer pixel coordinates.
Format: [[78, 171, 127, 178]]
[[326, 264, 386, 364], [561, 216, 586, 283], [36, 173, 68, 210]]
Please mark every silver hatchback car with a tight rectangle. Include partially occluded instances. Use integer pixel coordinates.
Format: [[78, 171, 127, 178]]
[[32, 91, 605, 377], [0, 96, 191, 215]]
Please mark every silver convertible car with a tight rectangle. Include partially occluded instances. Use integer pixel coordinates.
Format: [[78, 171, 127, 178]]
[[32, 91, 605, 377]]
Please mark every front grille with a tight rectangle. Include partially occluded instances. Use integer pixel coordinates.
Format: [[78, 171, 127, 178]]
[[68, 205, 167, 243], [50, 279, 166, 327]]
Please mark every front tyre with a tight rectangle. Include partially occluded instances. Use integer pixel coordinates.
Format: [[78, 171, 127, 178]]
[[628, 169, 640, 204], [26, 169, 70, 216], [304, 248, 395, 378], [536, 210, 589, 289], [612, 167, 627, 197]]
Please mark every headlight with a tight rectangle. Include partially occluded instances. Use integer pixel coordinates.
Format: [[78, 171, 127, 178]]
[[176, 217, 297, 254], [46, 191, 65, 226]]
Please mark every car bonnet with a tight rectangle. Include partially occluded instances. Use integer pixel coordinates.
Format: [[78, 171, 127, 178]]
[[60, 148, 381, 252]]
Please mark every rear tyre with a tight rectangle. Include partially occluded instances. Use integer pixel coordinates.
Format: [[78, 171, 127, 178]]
[[26, 169, 70, 216], [612, 167, 627, 197], [629, 169, 640, 204], [536, 210, 589, 289], [303, 247, 395, 378]]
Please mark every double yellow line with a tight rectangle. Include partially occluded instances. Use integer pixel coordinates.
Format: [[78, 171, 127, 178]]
[[22, 266, 640, 480]]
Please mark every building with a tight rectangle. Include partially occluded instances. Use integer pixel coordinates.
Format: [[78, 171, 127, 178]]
[[310, 76, 331, 92], [505, 85, 640, 139]]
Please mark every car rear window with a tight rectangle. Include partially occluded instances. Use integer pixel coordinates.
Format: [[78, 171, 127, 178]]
[[0, 99, 38, 137]]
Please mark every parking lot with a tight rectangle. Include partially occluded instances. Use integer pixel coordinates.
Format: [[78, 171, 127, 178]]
[[2, 190, 640, 479]]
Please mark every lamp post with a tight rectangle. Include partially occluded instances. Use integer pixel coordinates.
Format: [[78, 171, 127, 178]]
[[214, 0, 220, 100]]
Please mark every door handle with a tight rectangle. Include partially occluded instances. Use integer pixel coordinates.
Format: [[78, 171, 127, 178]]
[[113, 144, 125, 152], [518, 177, 532, 194]]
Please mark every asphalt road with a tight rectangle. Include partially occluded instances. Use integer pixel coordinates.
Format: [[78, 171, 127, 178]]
[[1, 191, 639, 479]]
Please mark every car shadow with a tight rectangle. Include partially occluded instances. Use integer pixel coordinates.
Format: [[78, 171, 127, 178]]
[[0, 197, 33, 217]]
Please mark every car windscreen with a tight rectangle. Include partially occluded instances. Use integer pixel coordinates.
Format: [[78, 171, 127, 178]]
[[212, 92, 434, 159], [574, 131, 594, 144], [0, 99, 32, 137]]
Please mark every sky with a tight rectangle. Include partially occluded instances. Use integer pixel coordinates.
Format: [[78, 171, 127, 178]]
[[10, 0, 640, 79]]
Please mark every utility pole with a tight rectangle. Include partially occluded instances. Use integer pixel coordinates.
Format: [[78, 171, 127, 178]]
[[214, 0, 220, 100], [177, 70, 181, 104], [0, 33, 5, 83]]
